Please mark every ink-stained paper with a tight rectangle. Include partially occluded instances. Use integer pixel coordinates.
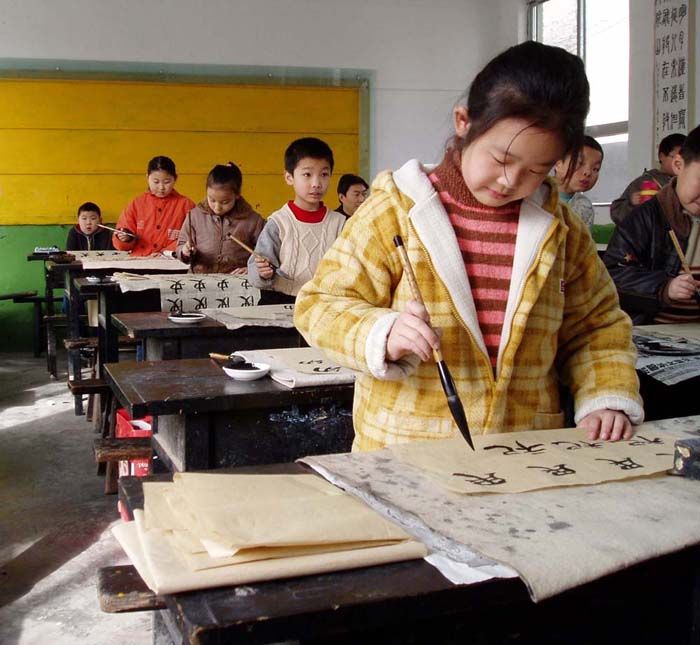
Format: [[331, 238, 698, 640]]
[[389, 427, 674, 494], [634, 328, 700, 385], [81, 257, 189, 271], [236, 346, 356, 388], [113, 273, 260, 313], [71, 250, 130, 261], [301, 415, 700, 601], [112, 472, 427, 595], [201, 304, 295, 329]]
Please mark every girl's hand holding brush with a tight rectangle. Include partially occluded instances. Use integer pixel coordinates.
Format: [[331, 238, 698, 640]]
[[386, 300, 441, 363], [181, 240, 197, 261], [255, 256, 275, 279]]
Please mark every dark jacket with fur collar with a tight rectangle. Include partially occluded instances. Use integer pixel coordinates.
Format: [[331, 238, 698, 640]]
[[603, 181, 689, 323]]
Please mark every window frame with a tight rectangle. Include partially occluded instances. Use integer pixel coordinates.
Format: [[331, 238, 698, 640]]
[[526, 0, 628, 137]]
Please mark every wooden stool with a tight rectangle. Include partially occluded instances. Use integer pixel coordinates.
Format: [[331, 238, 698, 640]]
[[93, 437, 152, 495], [97, 566, 164, 613]]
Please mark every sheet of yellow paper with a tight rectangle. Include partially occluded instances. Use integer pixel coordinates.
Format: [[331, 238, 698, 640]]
[[169, 473, 409, 552], [113, 513, 427, 596], [389, 426, 674, 494]]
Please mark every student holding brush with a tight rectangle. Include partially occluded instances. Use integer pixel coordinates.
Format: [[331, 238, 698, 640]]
[[113, 156, 195, 256], [66, 202, 113, 251], [295, 42, 643, 451], [176, 163, 264, 274], [605, 125, 700, 324]]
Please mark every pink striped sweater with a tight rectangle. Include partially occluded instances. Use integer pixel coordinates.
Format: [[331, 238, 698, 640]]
[[429, 154, 520, 369]]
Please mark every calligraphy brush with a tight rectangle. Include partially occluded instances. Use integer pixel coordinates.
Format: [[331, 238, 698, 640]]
[[98, 223, 136, 238], [225, 234, 291, 280], [393, 235, 474, 450], [667, 228, 700, 308]]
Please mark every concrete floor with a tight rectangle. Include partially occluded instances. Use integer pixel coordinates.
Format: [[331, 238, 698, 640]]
[[0, 352, 151, 644]]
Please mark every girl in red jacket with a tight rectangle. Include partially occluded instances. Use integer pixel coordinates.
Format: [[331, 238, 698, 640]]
[[113, 156, 195, 256]]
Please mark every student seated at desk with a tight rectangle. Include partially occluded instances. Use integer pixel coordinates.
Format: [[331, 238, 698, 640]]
[[65, 201, 113, 251], [175, 162, 264, 274], [552, 135, 602, 232], [295, 42, 643, 450], [610, 133, 686, 226], [604, 125, 700, 325], [248, 137, 345, 305], [113, 156, 195, 256]]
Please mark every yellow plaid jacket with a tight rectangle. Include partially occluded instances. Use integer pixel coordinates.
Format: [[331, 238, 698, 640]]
[[295, 160, 643, 451]]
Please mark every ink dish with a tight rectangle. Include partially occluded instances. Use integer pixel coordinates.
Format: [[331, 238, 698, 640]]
[[168, 312, 206, 325], [221, 361, 270, 381]]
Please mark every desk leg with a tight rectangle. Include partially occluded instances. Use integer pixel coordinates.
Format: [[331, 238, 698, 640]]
[[99, 290, 120, 375], [152, 414, 212, 472], [66, 275, 85, 414]]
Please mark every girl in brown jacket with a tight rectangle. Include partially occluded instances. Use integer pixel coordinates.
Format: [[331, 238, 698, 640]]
[[176, 163, 264, 274]]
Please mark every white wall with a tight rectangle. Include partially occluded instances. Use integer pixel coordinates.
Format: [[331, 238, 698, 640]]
[[628, 0, 700, 181], [0, 0, 523, 178]]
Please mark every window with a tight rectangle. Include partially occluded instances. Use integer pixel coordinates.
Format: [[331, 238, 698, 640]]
[[528, 0, 630, 217], [528, 0, 629, 134]]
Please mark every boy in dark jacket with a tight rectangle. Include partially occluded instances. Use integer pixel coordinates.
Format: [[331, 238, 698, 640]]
[[66, 202, 113, 251], [604, 125, 700, 324]]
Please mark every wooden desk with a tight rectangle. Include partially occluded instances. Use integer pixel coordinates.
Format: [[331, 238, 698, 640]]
[[116, 471, 700, 645], [105, 358, 354, 472], [111, 311, 302, 360]]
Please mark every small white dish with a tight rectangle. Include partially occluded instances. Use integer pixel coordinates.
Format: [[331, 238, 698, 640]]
[[167, 312, 206, 325], [86, 275, 101, 283], [222, 362, 271, 381]]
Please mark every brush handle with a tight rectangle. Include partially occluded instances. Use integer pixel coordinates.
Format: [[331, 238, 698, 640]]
[[668, 229, 700, 306], [226, 234, 279, 270], [209, 352, 230, 361], [98, 224, 136, 238], [393, 235, 442, 362]]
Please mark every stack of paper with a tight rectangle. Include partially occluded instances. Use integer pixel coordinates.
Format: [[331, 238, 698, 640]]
[[112, 473, 426, 595]]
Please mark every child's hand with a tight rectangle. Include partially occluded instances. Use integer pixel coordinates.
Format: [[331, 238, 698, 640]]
[[386, 300, 441, 363], [577, 409, 633, 441], [182, 242, 196, 260], [116, 228, 134, 243], [630, 191, 642, 206], [230, 267, 248, 276], [255, 257, 274, 279], [666, 273, 700, 301]]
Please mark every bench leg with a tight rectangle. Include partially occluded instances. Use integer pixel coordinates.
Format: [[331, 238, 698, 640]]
[[33, 301, 42, 358]]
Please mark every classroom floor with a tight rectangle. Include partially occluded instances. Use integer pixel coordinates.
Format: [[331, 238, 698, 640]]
[[0, 352, 151, 645]]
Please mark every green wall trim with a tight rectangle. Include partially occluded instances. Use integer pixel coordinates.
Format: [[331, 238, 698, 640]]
[[0, 225, 71, 352]]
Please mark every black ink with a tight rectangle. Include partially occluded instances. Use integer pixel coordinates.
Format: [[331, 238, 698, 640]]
[[596, 457, 643, 470], [527, 464, 576, 476], [628, 435, 664, 446], [484, 441, 545, 456], [452, 472, 506, 486], [168, 280, 184, 294]]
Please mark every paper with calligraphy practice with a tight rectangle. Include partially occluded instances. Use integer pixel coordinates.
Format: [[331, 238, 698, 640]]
[[301, 415, 700, 601], [201, 304, 295, 329], [81, 256, 189, 271], [235, 347, 356, 388], [114, 273, 260, 312], [389, 427, 673, 494]]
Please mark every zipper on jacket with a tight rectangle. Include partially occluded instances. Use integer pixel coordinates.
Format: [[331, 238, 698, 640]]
[[408, 221, 495, 388]]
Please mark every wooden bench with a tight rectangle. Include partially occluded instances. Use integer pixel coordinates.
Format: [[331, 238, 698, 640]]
[[97, 565, 164, 613], [94, 437, 152, 495], [1, 291, 62, 358]]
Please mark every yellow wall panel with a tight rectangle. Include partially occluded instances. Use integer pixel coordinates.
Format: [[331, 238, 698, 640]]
[[0, 77, 361, 225], [0, 173, 354, 225], [0, 131, 358, 175], [0, 79, 358, 132]]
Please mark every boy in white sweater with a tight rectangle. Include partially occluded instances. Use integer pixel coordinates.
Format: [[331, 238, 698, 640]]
[[248, 137, 345, 305]]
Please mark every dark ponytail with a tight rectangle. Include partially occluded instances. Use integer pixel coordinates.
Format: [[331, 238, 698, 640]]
[[207, 162, 243, 193]]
